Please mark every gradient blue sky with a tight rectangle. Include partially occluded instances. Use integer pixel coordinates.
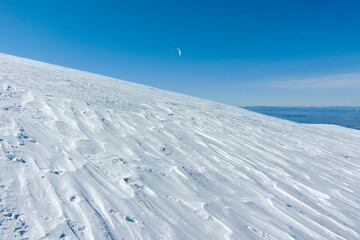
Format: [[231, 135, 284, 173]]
[[1, 0, 360, 106]]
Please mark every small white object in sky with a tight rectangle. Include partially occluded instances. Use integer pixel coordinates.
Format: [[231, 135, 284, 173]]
[[173, 46, 181, 56]]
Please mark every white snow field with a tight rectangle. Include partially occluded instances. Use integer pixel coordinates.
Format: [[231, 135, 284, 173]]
[[0, 53, 359, 240]]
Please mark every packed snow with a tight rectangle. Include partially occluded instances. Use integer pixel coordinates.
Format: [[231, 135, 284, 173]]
[[0, 53, 359, 239]]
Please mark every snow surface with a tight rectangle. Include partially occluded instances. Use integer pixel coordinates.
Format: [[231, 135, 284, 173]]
[[0, 53, 360, 240]]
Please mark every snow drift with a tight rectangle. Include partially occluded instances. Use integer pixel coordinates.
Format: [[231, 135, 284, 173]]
[[0, 53, 359, 240]]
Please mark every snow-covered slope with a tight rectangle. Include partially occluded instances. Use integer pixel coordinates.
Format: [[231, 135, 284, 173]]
[[0, 53, 359, 240]]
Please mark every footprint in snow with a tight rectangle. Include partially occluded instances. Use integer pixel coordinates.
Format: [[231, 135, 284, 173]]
[[50, 170, 63, 175], [3, 212, 12, 217], [15, 158, 26, 163], [125, 216, 136, 223]]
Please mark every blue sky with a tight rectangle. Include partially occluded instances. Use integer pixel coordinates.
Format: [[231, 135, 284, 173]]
[[1, 0, 360, 106]]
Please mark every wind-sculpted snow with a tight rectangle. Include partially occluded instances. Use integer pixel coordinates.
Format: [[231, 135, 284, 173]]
[[0, 53, 360, 239]]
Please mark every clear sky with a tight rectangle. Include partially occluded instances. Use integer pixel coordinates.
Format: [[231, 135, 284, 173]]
[[1, 0, 360, 106]]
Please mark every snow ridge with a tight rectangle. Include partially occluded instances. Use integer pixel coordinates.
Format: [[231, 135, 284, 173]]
[[0, 53, 360, 239]]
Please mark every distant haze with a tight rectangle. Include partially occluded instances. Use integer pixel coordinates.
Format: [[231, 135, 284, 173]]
[[243, 106, 360, 130]]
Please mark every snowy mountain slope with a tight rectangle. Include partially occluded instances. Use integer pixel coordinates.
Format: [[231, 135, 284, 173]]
[[0, 53, 359, 240]]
